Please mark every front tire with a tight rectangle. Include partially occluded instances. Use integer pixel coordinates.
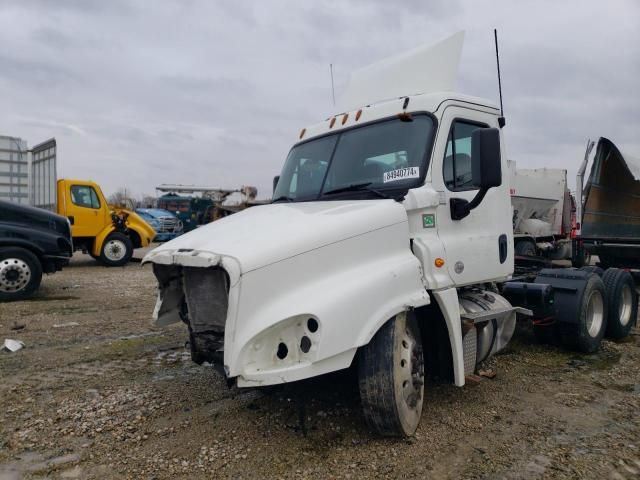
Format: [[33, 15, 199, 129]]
[[0, 247, 43, 302], [99, 232, 133, 267], [358, 312, 424, 437], [602, 268, 637, 339]]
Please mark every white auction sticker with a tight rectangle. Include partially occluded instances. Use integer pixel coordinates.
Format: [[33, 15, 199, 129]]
[[383, 167, 420, 183]]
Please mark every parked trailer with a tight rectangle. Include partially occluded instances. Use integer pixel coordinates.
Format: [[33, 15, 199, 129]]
[[143, 33, 638, 437]]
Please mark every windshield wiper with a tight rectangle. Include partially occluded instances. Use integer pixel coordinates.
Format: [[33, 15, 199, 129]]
[[271, 195, 295, 203], [323, 182, 372, 195], [323, 182, 402, 201]]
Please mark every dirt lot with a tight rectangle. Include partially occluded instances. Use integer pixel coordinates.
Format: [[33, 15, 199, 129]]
[[1, 252, 639, 480]]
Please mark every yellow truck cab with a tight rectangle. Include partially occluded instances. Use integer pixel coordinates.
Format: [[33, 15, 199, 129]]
[[56, 179, 155, 266]]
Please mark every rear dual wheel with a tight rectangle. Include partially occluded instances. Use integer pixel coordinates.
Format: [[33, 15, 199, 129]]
[[559, 273, 607, 353], [358, 312, 425, 437], [602, 268, 637, 339]]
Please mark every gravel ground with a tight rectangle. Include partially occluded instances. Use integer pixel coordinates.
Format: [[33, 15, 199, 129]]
[[1, 251, 639, 479]]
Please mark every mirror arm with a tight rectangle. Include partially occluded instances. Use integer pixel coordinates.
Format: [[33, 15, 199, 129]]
[[449, 187, 488, 221]]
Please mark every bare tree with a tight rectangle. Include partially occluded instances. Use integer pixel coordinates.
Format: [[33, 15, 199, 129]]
[[107, 187, 134, 208], [138, 194, 157, 209]]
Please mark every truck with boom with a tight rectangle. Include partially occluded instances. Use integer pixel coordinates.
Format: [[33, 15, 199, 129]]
[[143, 33, 637, 436]]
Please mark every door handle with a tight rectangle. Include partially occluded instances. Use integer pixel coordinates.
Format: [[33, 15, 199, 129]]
[[498, 234, 508, 264]]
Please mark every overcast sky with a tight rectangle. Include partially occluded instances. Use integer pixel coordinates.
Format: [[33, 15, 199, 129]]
[[1, 0, 638, 199]]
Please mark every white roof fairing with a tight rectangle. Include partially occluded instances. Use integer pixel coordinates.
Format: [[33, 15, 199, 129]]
[[337, 31, 465, 112]]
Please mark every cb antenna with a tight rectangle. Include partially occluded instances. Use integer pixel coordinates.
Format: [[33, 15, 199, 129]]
[[329, 63, 336, 107], [494, 29, 506, 128]]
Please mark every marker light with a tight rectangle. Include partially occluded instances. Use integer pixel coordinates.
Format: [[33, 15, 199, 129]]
[[341, 113, 349, 125], [299, 128, 306, 139], [355, 109, 362, 121], [434, 258, 445, 268], [329, 117, 336, 128]]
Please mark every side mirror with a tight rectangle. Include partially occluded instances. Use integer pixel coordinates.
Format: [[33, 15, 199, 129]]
[[471, 128, 502, 189], [450, 128, 502, 220], [272, 175, 280, 194]]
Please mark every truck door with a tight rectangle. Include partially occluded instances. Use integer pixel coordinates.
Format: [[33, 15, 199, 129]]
[[65, 183, 108, 238], [431, 105, 513, 285]]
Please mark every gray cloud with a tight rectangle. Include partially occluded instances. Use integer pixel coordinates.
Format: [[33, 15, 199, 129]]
[[0, 0, 638, 197]]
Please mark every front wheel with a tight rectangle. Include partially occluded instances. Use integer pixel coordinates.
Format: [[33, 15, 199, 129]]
[[358, 312, 424, 436], [99, 232, 133, 267], [0, 247, 43, 301]]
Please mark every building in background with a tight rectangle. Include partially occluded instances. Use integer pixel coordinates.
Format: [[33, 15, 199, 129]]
[[0, 135, 29, 204], [0, 135, 57, 210]]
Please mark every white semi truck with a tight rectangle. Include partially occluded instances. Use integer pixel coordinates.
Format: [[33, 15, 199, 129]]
[[143, 33, 637, 436]]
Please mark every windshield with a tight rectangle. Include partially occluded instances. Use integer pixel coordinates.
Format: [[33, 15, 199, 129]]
[[273, 114, 434, 202]]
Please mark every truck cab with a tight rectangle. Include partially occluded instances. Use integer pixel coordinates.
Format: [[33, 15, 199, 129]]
[[57, 179, 156, 266], [144, 90, 514, 428], [143, 33, 634, 437]]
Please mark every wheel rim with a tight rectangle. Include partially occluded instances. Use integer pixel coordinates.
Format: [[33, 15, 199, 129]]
[[104, 239, 127, 261], [397, 316, 424, 421], [0, 258, 32, 292], [585, 290, 604, 337], [619, 284, 633, 327]]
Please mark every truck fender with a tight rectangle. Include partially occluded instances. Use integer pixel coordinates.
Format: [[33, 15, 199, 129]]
[[126, 224, 150, 248], [431, 288, 465, 387], [0, 238, 45, 257], [92, 225, 116, 257]]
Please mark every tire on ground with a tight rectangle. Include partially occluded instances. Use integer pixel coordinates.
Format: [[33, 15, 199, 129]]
[[99, 232, 133, 267], [358, 312, 425, 437], [515, 240, 536, 257], [602, 268, 637, 339], [558, 273, 607, 353], [0, 246, 43, 302]]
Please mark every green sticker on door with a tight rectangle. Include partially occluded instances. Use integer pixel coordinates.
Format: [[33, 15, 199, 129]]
[[422, 213, 435, 228]]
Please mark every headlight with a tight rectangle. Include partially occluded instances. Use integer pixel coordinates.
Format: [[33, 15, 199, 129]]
[[240, 314, 321, 374]]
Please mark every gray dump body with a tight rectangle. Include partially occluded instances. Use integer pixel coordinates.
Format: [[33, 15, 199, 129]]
[[580, 137, 640, 268]]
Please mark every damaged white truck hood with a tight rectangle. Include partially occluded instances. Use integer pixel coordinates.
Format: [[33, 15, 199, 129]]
[[143, 199, 408, 273]]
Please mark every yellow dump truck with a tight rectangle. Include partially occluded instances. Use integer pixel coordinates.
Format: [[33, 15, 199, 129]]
[[56, 179, 155, 266]]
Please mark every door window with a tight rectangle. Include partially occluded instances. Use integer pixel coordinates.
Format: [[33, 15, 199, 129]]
[[443, 120, 487, 191], [70, 185, 101, 209]]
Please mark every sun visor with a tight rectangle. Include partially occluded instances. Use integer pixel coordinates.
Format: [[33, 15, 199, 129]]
[[337, 31, 465, 112]]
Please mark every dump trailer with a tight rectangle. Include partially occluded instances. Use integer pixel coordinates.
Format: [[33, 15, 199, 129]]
[[575, 137, 640, 269], [509, 161, 574, 259], [143, 33, 638, 437]]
